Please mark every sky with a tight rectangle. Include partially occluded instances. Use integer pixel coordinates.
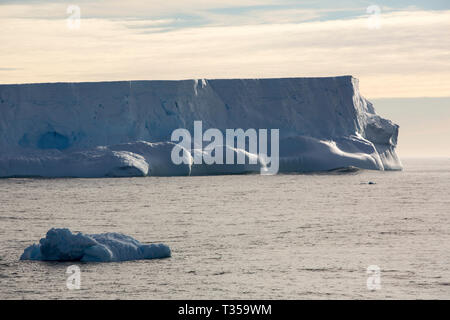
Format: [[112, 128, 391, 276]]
[[0, 0, 449, 156]]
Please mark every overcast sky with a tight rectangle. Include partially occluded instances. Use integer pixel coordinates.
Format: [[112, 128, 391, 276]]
[[0, 0, 449, 156]]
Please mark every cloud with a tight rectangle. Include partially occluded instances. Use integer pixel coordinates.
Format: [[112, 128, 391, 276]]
[[0, 2, 449, 98], [0, 0, 282, 19]]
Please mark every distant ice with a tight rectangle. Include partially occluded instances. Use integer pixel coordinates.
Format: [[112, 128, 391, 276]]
[[20, 228, 171, 262]]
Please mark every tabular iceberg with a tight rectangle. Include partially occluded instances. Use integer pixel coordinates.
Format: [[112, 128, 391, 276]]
[[20, 228, 171, 262], [0, 76, 401, 177]]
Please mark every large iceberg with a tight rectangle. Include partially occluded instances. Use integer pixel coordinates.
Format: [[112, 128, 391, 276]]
[[20, 228, 171, 262], [0, 76, 401, 177]]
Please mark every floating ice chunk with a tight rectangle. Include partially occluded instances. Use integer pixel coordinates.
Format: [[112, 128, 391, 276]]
[[20, 228, 171, 262]]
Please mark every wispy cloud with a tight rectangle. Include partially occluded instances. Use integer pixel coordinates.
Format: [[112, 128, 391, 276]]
[[0, 1, 449, 98]]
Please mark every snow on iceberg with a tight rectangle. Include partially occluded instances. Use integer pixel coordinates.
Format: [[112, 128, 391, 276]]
[[0, 76, 402, 177], [20, 228, 171, 262]]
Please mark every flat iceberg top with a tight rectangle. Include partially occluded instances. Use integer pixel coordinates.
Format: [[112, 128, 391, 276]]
[[20, 228, 171, 262]]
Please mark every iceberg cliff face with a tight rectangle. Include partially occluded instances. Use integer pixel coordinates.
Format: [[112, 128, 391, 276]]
[[0, 76, 401, 177]]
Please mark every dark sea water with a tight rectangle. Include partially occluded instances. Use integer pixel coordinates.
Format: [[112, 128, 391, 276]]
[[0, 158, 449, 299]]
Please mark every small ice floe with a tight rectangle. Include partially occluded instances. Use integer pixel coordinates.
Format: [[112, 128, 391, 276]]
[[20, 228, 171, 262]]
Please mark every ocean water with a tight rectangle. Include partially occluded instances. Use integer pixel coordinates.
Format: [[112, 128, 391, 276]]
[[0, 158, 449, 299]]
